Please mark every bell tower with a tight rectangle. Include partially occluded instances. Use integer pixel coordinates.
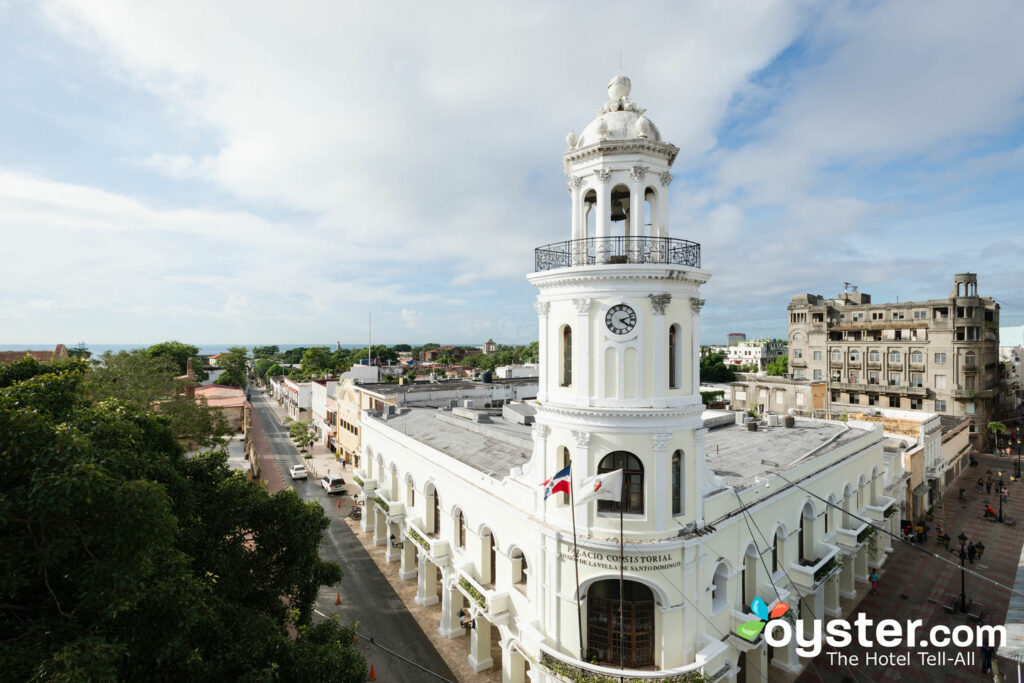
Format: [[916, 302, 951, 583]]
[[527, 76, 713, 537]]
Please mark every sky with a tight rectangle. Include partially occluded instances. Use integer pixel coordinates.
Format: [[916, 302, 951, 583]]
[[1, 0, 1023, 347]]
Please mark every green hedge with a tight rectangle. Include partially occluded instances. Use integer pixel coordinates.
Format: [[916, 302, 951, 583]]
[[353, 474, 364, 487], [406, 527, 429, 551], [372, 496, 389, 513], [458, 576, 486, 609]]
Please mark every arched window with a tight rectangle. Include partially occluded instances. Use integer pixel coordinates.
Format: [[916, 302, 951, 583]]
[[889, 350, 901, 363], [869, 349, 880, 362], [671, 450, 682, 515], [455, 509, 466, 548], [561, 325, 573, 387], [406, 475, 415, 508], [510, 547, 527, 590], [911, 350, 923, 364], [668, 324, 681, 389], [583, 189, 597, 241], [712, 562, 729, 614], [598, 451, 644, 515], [772, 529, 783, 573], [792, 332, 805, 342]]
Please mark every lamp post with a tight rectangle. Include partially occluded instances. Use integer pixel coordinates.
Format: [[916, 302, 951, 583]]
[[999, 470, 1005, 523], [948, 532, 969, 613], [1016, 438, 1021, 479]]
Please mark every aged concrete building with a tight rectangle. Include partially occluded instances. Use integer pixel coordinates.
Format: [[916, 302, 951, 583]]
[[787, 275, 1000, 444]]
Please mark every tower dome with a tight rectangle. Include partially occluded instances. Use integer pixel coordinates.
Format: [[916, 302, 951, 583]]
[[572, 75, 662, 148]]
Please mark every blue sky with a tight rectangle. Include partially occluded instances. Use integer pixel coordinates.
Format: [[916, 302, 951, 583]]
[[1, 0, 1023, 347]]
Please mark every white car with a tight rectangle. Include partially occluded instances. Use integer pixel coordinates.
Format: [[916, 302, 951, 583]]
[[289, 464, 307, 480], [321, 475, 347, 495]]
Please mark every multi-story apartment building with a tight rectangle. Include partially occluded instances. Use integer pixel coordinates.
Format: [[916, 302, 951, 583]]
[[725, 338, 786, 372], [787, 274, 1000, 444]]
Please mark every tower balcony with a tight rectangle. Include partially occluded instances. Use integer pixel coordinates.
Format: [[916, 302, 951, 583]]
[[534, 236, 700, 271]]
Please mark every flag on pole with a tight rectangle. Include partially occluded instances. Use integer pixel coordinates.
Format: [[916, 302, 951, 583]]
[[541, 464, 572, 501], [574, 469, 623, 507]]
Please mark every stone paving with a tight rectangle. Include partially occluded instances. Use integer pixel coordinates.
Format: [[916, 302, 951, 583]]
[[795, 452, 1024, 682]]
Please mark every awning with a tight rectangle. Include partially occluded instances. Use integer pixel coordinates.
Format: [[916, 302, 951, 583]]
[[912, 483, 930, 498]]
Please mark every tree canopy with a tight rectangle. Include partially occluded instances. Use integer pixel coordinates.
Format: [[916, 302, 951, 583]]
[[147, 340, 208, 382], [216, 346, 250, 388], [0, 357, 366, 681], [699, 352, 736, 383], [766, 355, 788, 377]]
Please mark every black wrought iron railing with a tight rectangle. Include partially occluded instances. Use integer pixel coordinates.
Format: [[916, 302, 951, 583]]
[[534, 236, 701, 271]]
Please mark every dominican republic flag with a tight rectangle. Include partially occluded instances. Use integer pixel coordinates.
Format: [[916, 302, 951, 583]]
[[542, 464, 572, 501]]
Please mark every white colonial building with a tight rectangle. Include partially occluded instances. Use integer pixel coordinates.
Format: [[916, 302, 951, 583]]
[[352, 77, 894, 682]]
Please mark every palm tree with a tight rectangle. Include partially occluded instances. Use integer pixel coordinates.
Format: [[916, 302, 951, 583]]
[[989, 421, 1007, 451]]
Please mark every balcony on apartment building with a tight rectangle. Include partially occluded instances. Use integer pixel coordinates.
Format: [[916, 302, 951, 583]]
[[790, 542, 842, 591], [952, 388, 994, 399]]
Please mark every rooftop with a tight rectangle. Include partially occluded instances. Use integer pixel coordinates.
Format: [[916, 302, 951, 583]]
[[356, 377, 537, 397], [367, 407, 531, 479], [704, 417, 871, 488]]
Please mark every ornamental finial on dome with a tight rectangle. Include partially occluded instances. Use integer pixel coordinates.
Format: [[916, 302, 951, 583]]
[[608, 75, 631, 100], [566, 130, 578, 148]]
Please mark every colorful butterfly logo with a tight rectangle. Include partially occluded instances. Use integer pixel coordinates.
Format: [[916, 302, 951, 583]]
[[737, 597, 790, 641]]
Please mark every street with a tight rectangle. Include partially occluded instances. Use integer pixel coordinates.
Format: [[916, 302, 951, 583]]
[[249, 393, 458, 682]]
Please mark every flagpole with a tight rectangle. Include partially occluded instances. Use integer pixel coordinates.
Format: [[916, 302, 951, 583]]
[[619, 500, 625, 675], [569, 463, 585, 663]]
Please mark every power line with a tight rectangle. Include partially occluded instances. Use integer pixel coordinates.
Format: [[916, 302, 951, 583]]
[[769, 471, 1024, 601], [314, 609, 458, 683]]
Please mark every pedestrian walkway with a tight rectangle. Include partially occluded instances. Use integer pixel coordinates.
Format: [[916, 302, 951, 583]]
[[796, 453, 1024, 682]]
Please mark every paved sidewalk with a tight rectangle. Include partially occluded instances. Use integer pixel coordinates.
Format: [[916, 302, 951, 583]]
[[796, 452, 1024, 682]]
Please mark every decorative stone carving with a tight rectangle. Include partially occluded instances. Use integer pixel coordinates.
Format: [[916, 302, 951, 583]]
[[635, 116, 652, 139], [596, 119, 609, 140], [571, 298, 592, 315], [566, 130, 578, 148], [531, 423, 550, 440], [629, 165, 649, 182], [648, 293, 672, 315], [659, 171, 674, 186], [593, 168, 613, 183], [534, 301, 550, 316], [571, 430, 592, 449], [652, 433, 673, 452], [566, 175, 583, 189], [690, 298, 706, 313]]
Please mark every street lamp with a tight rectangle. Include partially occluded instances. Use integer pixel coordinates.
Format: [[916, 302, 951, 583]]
[[948, 532, 969, 613], [999, 471, 1005, 523], [1016, 438, 1021, 479]]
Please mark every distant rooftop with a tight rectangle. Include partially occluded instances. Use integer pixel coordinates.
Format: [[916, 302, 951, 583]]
[[704, 417, 871, 489], [367, 407, 531, 478], [356, 377, 537, 397]]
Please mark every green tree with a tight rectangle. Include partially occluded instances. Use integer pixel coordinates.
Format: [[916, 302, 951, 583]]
[[252, 345, 280, 358], [989, 421, 1008, 448], [766, 355, 788, 376], [216, 345, 250, 387], [391, 343, 412, 352], [437, 351, 454, 365], [85, 350, 231, 450], [280, 346, 310, 364], [0, 357, 366, 681], [265, 362, 285, 378], [699, 352, 736, 383], [300, 346, 333, 378], [147, 340, 208, 382], [66, 345, 92, 358], [700, 390, 725, 405], [289, 420, 316, 457]]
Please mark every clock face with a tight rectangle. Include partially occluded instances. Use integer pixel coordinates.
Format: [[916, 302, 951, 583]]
[[605, 304, 637, 335]]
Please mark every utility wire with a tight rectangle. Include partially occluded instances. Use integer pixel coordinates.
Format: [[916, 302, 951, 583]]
[[313, 609, 458, 683], [769, 471, 1024, 601]]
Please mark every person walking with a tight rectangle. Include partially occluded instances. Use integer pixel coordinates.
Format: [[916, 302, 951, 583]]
[[1002, 486, 1009, 504], [915, 523, 925, 543], [981, 642, 993, 674], [968, 541, 977, 564], [975, 542, 986, 560], [986, 479, 993, 494], [978, 478, 985, 493], [869, 570, 879, 595]]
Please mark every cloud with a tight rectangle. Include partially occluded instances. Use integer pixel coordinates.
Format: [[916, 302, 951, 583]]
[[0, 0, 1020, 344], [400, 309, 422, 329]]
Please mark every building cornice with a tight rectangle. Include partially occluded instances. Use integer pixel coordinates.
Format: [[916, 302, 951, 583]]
[[527, 264, 711, 290], [563, 138, 680, 169]]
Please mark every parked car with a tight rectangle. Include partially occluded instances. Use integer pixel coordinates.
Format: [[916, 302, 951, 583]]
[[289, 464, 307, 480], [321, 475, 347, 495]]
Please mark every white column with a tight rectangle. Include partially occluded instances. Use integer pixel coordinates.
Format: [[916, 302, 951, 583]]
[[416, 556, 439, 606], [571, 430, 592, 527], [657, 172, 673, 239], [690, 298, 705, 394], [400, 537, 418, 580], [535, 301, 550, 402], [439, 571, 465, 638], [594, 169, 611, 239], [652, 433, 673, 530], [502, 645, 526, 683], [385, 522, 401, 562], [568, 176, 582, 240], [373, 506, 387, 546], [469, 617, 494, 672], [629, 166, 648, 251], [650, 294, 670, 407], [532, 423, 551, 521], [572, 298, 591, 405]]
